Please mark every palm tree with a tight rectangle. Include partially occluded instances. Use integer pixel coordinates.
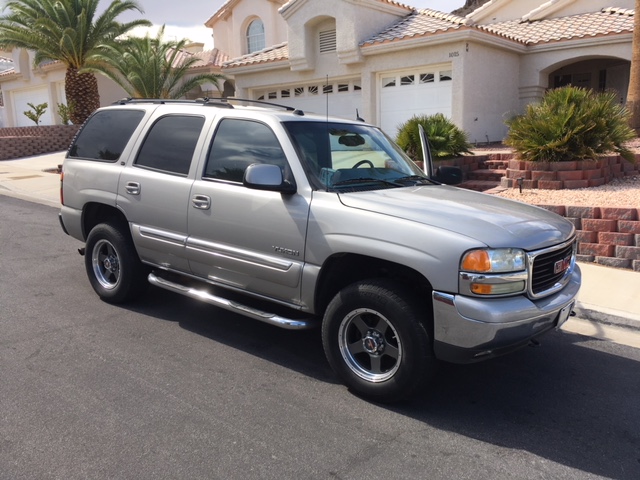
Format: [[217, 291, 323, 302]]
[[627, 1, 640, 132], [87, 26, 225, 99], [0, 0, 151, 124]]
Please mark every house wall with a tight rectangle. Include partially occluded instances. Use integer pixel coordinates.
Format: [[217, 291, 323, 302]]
[[457, 41, 520, 143]]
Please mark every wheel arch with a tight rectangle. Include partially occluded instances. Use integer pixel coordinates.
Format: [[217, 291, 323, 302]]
[[82, 202, 129, 240], [314, 253, 434, 325]]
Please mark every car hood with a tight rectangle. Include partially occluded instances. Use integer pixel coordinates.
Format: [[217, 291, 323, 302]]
[[338, 185, 574, 251]]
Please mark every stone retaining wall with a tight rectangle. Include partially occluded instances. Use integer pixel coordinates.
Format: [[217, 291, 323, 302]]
[[497, 153, 640, 189], [0, 125, 80, 160], [530, 206, 640, 271]]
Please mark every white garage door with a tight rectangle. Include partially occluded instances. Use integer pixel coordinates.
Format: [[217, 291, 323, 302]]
[[257, 80, 362, 122], [13, 87, 52, 127], [379, 66, 453, 138]]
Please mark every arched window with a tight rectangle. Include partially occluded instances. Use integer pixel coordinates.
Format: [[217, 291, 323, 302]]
[[246, 19, 265, 54]]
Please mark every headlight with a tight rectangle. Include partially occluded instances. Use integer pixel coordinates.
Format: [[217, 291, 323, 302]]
[[461, 248, 526, 273], [460, 248, 527, 296]]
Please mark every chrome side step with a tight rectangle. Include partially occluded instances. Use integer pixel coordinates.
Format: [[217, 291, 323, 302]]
[[148, 273, 317, 330]]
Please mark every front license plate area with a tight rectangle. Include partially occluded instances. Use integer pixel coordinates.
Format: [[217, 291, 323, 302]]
[[556, 302, 574, 329]]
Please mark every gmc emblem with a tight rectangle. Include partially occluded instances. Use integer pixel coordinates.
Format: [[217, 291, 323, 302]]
[[554, 255, 572, 274]]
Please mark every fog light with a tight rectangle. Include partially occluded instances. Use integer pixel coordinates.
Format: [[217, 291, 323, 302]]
[[471, 281, 525, 295]]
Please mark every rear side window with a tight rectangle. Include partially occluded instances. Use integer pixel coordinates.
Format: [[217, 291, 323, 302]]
[[69, 109, 144, 161], [135, 115, 205, 176]]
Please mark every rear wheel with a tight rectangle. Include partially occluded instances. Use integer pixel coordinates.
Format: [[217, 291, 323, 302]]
[[322, 280, 435, 402], [85, 222, 149, 303]]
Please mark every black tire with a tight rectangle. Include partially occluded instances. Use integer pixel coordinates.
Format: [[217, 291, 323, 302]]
[[322, 280, 436, 403], [84, 222, 149, 303]]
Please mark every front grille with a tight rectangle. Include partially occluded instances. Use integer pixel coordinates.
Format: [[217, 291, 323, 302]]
[[529, 239, 576, 297]]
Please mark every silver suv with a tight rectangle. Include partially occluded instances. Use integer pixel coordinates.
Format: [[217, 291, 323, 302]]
[[59, 98, 581, 402]]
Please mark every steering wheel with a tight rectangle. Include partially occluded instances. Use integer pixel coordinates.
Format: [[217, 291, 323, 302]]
[[352, 159, 374, 168]]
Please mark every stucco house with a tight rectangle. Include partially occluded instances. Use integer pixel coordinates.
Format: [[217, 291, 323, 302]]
[[211, 0, 633, 143], [0, 0, 634, 142]]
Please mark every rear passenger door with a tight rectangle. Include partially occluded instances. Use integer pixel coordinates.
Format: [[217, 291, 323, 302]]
[[117, 114, 207, 272], [186, 118, 310, 306]]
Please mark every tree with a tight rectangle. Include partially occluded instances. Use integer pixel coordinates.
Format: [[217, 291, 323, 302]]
[[627, 1, 640, 132], [86, 26, 224, 99], [0, 0, 151, 124]]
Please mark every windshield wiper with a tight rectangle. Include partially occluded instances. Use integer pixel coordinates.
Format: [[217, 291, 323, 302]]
[[394, 175, 438, 185], [331, 177, 403, 188]]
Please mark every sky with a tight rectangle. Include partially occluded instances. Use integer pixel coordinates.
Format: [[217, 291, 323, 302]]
[[118, 0, 467, 50]]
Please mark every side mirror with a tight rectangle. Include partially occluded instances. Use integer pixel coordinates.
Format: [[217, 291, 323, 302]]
[[243, 164, 296, 194], [432, 165, 463, 185]]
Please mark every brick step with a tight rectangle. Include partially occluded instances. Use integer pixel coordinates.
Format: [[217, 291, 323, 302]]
[[466, 168, 506, 182], [457, 179, 501, 192], [481, 160, 509, 170]]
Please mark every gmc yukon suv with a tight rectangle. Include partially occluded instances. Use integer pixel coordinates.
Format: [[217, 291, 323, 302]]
[[59, 98, 581, 402]]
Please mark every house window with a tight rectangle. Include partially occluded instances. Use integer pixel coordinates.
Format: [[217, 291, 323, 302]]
[[323, 85, 333, 94], [382, 77, 396, 88], [439, 70, 452, 82], [338, 84, 349, 92], [420, 73, 434, 83], [281, 89, 290, 98], [319, 29, 337, 53], [400, 75, 415, 86], [309, 86, 319, 95], [295, 87, 305, 97], [247, 19, 265, 54]]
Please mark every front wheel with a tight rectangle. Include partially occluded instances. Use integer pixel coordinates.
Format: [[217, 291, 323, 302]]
[[322, 280, 435, 403], [84, 222, 149, 303]]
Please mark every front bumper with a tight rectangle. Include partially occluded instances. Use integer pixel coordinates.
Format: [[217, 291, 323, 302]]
[[432, 264, 581, 363]]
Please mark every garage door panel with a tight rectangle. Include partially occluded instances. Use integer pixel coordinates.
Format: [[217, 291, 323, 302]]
[[380, 68, 452, 137], [13, 88, 53, 127]]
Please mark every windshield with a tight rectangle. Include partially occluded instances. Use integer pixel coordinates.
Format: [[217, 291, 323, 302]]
[[283, 121, 429, 191]]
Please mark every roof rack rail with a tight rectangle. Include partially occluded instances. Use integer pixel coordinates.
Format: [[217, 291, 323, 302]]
[[112, 98, 234, 108], [111, 97, 305, 115]]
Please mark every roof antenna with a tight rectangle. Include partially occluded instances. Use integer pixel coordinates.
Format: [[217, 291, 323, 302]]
[[325, 74, 329, 122], [356, 109, 365, 122]]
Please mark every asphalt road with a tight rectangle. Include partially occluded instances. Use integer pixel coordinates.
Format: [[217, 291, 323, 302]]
[[1, 196, 640, 480]]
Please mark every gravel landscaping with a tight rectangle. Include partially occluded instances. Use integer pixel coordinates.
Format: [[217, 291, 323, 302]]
[[492, 175, 639, 207]]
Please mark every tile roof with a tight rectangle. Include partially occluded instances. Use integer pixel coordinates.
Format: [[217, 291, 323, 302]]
[[280, 0, 413, 16], [223, 42, 289, 68], [361, 8, 468, 46], [172, 48, 230, 69], [221, 6, 634, 68], [479, 7, 634, 45]]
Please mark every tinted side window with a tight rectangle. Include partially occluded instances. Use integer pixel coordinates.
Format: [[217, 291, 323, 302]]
[[135, 115, 205, 176], [205, 119, 287, 183], [69, 109, 144, 161]]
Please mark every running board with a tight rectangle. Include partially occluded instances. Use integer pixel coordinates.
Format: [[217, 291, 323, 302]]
[[148, 273, 317, 330]]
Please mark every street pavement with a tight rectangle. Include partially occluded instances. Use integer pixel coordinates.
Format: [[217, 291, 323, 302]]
[[1, 151, 639, 339]]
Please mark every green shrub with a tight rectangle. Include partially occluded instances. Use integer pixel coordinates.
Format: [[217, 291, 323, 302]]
[[505, 86, 635, 163], [23, 102, 48, 125], [396, 113, 472, 160], [57, 102, 75, 125]]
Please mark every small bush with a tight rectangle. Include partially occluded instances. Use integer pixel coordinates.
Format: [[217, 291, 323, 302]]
[[505, 86, 636, 163], [57, 102, 75, 125], [23, 102, 48, 125], [396, 113, 472, 160]]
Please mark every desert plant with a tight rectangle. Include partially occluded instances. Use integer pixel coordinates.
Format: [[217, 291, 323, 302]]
[[396, 113, 472, 160], [505, 86, 636, 163], [23, 102, 47, 125], [57, 102, 74, 125]]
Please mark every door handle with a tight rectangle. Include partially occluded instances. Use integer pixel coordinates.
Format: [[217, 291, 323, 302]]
[[191, 194, 211, 210], [125, 181, 141, 195]]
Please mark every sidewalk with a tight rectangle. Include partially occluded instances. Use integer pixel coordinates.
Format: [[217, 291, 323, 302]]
[[1, 152, 639, 332]]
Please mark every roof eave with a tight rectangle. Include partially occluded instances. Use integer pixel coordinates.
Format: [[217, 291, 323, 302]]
[[222, 59, 290, 74], [361, 29, 526, 55]]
